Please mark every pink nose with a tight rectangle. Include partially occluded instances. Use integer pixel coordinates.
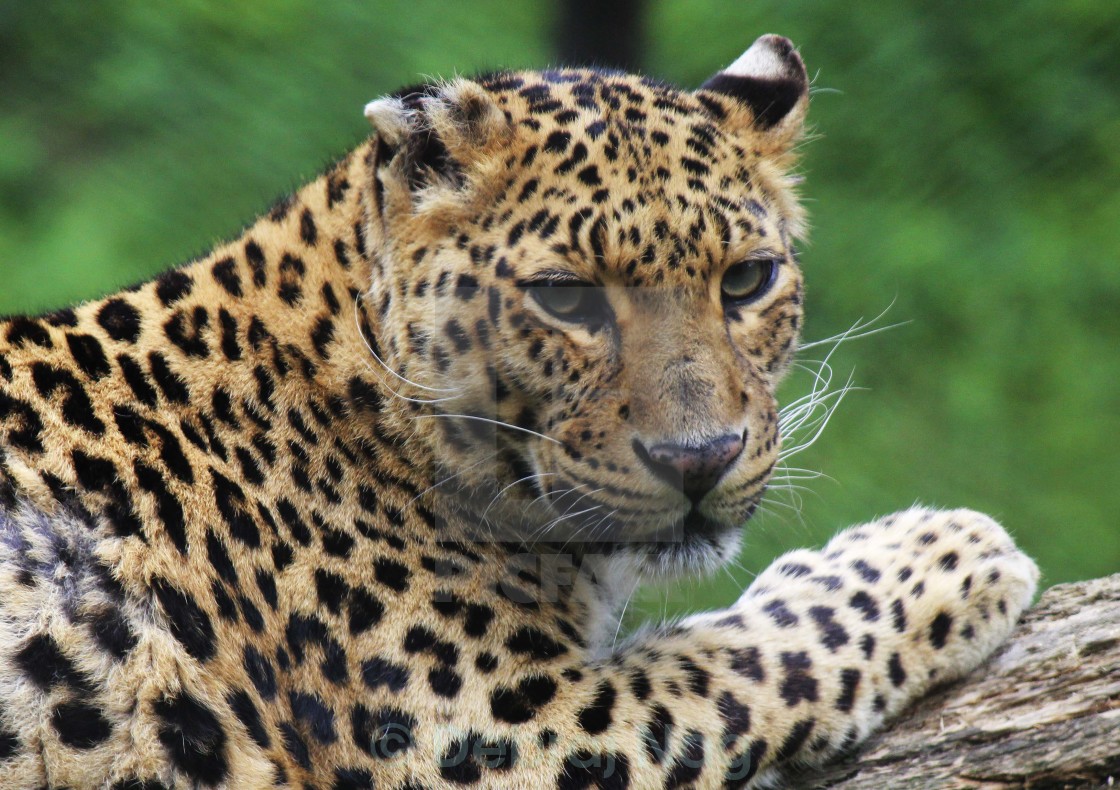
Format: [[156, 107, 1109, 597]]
[[633, 433, 745, 503]]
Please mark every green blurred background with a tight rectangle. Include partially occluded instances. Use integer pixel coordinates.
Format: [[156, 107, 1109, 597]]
[[1, 2, 1117, 618]]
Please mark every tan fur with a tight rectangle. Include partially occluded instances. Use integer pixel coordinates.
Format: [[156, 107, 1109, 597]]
[[0, 37, 1036, 789]]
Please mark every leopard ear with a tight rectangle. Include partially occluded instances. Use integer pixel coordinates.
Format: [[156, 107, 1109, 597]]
[[696, 35, 809, 152], [364, 79, 509, 210]]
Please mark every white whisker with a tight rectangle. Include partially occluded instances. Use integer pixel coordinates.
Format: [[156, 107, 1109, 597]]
[[796, 299, 907, 352], [544, 504, 603, 535], [409, 452, 498, 505], [410, 413, 562, 445], [779, 375, 855, 463], [763, 303, 905, 526], [543, 487, 609, 549], [351, 292, 463, 404], [482, 472, 558, 520], [611, 575, 642, 650], [529, 485, 572, 508]]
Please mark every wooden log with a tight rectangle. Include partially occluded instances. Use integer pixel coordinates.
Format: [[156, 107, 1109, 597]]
[[793, 573, 1120, 788]]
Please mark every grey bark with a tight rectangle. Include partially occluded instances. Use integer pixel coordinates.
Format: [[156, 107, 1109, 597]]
[[794, 573, 1120, 789]]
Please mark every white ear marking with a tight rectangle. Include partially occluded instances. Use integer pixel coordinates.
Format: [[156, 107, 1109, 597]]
[[698, 34, 808, 135], [723, 35, 794, 81], [363, 97, 413, 145]]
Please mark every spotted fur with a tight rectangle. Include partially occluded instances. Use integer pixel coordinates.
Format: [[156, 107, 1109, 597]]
[[0, 35, 1037, 789]]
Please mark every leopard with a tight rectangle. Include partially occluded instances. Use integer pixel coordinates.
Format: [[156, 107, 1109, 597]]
[[0, 34, 1038, 789]]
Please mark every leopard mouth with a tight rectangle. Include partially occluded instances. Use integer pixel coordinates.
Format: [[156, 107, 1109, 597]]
[[470, 449, 762, 549], [540, 499, 754, 548], [683, 507, 729, 538], [645, 503, 755, 545]]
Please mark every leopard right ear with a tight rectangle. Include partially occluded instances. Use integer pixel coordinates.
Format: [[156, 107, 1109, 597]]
[[364, 79, 509, 214], [696, 35, 809, 154]]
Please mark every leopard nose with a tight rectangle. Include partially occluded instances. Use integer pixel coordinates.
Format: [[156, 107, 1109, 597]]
[[632, 433, 745, 503]]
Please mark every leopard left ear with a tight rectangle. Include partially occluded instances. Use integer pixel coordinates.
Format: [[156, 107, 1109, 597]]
[[696, 35, 809, 153]]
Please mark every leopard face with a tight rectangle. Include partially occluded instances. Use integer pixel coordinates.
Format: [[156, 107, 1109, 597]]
[[365, 38, 809, 575]]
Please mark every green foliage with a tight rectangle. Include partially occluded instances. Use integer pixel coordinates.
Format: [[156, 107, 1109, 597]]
[[1, 2, 1116, 619]]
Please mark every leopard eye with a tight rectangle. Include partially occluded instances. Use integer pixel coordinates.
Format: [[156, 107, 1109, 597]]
[[721, 259, 778, 305], [528, 281, 609, 325]]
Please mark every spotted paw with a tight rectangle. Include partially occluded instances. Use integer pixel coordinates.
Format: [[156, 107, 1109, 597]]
[[741, 507, 1039, 725]]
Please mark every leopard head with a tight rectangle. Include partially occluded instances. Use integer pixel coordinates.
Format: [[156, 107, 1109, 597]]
[[362, 35, 809, 576]]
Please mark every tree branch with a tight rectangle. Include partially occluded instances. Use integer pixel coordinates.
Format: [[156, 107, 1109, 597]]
[[794, 574, 1120, 788]]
